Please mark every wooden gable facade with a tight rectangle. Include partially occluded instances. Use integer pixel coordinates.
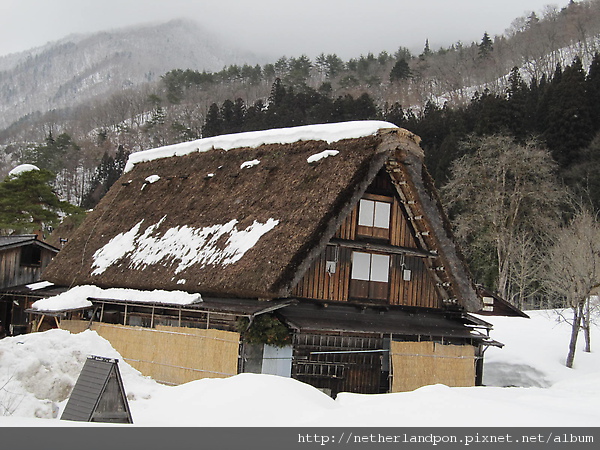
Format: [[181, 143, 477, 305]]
[[293, 169, 441, 309]]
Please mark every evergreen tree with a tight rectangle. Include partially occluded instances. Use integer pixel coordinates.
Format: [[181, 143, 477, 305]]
[[544, 57, 594, 166], [389, 59, 411, 83], [24, 132, 80, 173], [81, 145, 130, 209], [0, 168, 80, 235], [478, 32, 494, 58], [202, 103, 223, 138], [419, 39, 432, 59], [586, 53, 600, 132]]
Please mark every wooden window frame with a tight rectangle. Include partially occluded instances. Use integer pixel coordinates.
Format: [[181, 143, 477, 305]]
[[349, 251, 390, 301], [357, 194, 393, 241]]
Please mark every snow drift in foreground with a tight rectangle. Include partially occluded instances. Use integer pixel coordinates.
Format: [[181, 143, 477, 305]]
[[0, 309, 597, 426]]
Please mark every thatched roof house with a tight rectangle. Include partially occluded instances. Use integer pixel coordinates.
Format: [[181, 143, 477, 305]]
[[44, 121, 479, 311], [39, 121, 498, 394]]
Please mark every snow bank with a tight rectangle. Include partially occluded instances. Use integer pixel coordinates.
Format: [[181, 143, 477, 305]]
[[91, 216, 279, 276], [32, 285, 202, 312], [124, 121, 398, 172], [480, 309, 599, 388], [0, 309, 598, 426], [8, 164, 39, 177], [0, 329, 158, 419]]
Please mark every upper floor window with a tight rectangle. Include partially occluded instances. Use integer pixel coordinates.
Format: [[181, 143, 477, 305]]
[[357, 196, 391, 240], [350, 251, 390, 301], [20, 245, 42, 267]]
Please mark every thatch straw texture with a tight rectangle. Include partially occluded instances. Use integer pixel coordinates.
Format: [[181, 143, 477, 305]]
[[45, 132, 396, 298]]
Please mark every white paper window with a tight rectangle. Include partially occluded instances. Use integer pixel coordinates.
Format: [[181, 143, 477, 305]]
[[371, 254, 390, 282], [351, 252, 390, 282], [358, 199, 391, 229], [358, 199, 375, 227], [351, 252, 371, 281], [374, 202, 391, 228]]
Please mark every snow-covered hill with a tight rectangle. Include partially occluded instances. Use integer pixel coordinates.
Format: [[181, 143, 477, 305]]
[[0, 19, 261, 130], [0, 308, 597, 427]]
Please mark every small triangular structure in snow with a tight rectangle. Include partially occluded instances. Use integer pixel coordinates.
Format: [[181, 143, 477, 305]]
[[61, 355, 133, 423]]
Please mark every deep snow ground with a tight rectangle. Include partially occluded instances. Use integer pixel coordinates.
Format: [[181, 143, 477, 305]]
[[0, 309, 598, 427]]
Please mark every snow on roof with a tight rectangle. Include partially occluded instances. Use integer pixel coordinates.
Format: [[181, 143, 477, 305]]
[[307, 149, 339, 164], [8, 164, 39, 177], [124, 120, 398, 172], [26, 281, 55, 291], [240, 159, 260, 169], [91, 216, 280, 277], [31, 285, 202, 312]]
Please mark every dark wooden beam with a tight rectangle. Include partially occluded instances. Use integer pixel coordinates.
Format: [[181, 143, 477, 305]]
[[329, 238, 436, 258]]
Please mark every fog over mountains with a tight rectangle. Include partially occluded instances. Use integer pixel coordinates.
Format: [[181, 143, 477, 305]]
[[0, 19, 262, 130]]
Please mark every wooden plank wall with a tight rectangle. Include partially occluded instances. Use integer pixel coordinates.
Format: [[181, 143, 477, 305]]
[[61, 320, 240, 385], [389, 199, 418, 248], [389, 255, 440, 308], [293, 195, 442, 307], [390, 341, 476, 392], [292, 246, 352, 302], [0, 247, 55, 289], [334, 198, 417, 247]]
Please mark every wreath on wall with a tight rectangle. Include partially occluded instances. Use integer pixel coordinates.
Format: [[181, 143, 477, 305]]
[[236, 314, 291, 347]]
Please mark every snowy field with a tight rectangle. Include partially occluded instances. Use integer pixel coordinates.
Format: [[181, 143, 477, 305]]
[[0, 309, 598, 427]]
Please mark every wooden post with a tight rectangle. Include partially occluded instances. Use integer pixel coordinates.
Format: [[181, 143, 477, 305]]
[[35, 315, 45, 332]]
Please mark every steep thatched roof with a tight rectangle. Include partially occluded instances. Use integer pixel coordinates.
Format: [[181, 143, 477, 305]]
[[43, 121, 479, 310]]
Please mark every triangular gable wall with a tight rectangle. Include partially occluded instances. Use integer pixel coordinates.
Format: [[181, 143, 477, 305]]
[[291, 168, 444, 308]]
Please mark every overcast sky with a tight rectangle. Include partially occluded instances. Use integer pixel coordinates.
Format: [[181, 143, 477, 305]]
[[0, 0, 564, 60]]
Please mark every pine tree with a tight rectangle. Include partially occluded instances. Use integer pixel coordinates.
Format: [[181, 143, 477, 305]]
[[0, 169, 80, 235], [478, 32, 494, 58], [389, 59, 411, 83], [544, 57, 593, 166], [201, 103, 223, 138], [586, 53, 600, 132]]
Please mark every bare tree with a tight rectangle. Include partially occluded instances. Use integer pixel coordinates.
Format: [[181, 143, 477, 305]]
[[442, 135, 566, 304], [544, 209, 600, 367]]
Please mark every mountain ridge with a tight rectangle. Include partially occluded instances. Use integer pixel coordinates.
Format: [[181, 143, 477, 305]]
[[0, 19, 263, 130]]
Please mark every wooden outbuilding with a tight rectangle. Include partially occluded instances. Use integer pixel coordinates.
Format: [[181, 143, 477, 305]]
[[39, 121, 501, 395], [0, 235, 59, 335]]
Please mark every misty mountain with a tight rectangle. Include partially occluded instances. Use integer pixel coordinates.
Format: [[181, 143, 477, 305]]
[[0, 19, 263, 130]]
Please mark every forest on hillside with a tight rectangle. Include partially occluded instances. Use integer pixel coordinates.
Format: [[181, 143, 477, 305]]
[[3, 1, 600, 324]]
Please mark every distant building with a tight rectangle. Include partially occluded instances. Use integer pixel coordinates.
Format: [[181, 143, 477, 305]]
[[0, 235, 59, 335]]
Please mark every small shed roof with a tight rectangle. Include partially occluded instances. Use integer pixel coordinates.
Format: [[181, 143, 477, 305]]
[[0, 235, 59, 253], [61, 355, 132, 423]]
